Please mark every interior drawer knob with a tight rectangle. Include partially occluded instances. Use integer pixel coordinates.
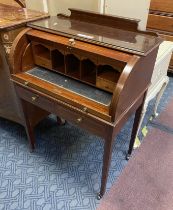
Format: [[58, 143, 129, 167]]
[[77, 117, 82, 123], [31, 95, 39, 102]]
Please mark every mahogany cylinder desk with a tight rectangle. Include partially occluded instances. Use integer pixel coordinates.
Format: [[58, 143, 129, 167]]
[[9, 9, 162, 198], [0, 2, 48, 124]]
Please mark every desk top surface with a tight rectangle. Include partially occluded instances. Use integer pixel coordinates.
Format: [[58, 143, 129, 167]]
[[0, 3, 49, 30], [28, 14, 161, 56]]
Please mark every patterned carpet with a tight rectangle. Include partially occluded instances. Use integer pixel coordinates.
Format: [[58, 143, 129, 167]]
[[0, 76, 173, 210]]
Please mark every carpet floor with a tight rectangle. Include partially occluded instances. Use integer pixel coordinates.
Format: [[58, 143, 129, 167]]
[[97, 84, 173, 210], [97, 127, 173, 210], [0, 76, 173, 210]]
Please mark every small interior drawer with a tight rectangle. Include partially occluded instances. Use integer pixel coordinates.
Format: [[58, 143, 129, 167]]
[[96, 65, 120, 92], [96, 77, 116, 92], [15, 85, 54, 113], [35, 56, 52, 69], [32, 42, 53, 69]]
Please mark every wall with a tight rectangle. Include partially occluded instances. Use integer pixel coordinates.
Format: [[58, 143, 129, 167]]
[[25, 0, 47, 12], [25, 0, 99, 15], [47, 0, 99, 16], [103, 0, 151, 30], [0, 0, 45, 10], [0, 0, 19, 6], [24, 0, 150, 30]]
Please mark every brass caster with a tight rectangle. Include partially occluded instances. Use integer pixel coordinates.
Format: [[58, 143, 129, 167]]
[[154, 112, 159, 118], [29, 146, 35, 153], [126, 153, 131, 161], [97, 193, 103, 200]]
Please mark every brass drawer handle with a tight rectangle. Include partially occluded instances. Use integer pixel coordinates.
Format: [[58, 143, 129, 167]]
[[83, 107, 88, 112], [31, 95, 39, 102], [77, 117, 82, 123]]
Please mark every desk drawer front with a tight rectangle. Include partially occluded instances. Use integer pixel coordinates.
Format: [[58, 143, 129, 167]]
[[54, 102, 108, 138], [15, 85, 109, 138], [147, 14, 173, 33], [15, 85, 54, 113]]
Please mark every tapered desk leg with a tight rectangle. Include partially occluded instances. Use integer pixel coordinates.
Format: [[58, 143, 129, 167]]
[[126, 102, 145, 160], [20, 99, 35, 151], [97, 131, 114, 200]]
